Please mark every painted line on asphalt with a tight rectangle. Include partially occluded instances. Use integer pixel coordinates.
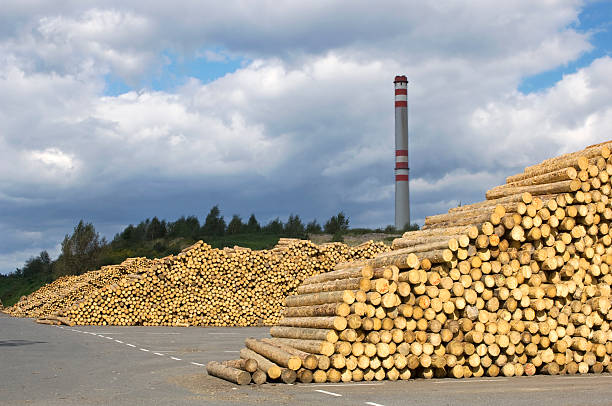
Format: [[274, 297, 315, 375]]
[[365, 402, 385, 406], [315, 389, 342, 397], [55, 326, 208, 370], [311, 383, 384, 387], [224, 350, 240, 353]]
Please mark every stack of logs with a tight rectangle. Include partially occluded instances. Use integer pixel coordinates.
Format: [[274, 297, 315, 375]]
[[8, 240, 388, 327], [209, 141, 612, 384], [7, 257, 154, 321]]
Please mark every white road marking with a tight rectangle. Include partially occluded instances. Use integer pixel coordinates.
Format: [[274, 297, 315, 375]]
[[115, 340, 123, 344], [191, 362, 205, 367], [170, 357, 182, 361], [140, 348, 150, 352], [153, 352, 165, 356], [126, 344, 136, 347], [223, 350, 240, 353], [105, 337, 113, 340], [314, 390, 342, 397], [365, 402, 385, 406], [312, 383, 383, 387], [98, 335, 106, 338], [145, 333, 181, 335]]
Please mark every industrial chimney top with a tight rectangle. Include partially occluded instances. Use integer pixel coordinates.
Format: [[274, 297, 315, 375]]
[[394, 75, 408, 83]]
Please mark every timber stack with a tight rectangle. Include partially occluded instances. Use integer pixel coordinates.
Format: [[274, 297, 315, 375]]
[[6, 240, 389, 326], [7, 257, 154, 321], [210, 141, 612, 384]]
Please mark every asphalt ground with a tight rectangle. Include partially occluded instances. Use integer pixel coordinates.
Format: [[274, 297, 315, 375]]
[[1, 312, 612, 406]]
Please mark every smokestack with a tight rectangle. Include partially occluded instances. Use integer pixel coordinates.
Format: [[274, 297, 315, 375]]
[[394, 75, 410, 230]]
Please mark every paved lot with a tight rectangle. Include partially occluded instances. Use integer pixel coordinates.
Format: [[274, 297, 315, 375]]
[[1, 313, 612, 405]]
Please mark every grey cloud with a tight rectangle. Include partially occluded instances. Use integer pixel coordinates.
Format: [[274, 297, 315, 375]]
[[0, 1, 608, 274]]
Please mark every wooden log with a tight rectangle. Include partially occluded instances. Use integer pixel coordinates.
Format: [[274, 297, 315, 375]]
[[499, 167, 577, 189], [392, 234, 469, 250], [240, 348, 282, 379], [245, 338, 302, 371], [296, 278, 371, 294], [206, 361, 251, 385], [401, 225, 479, 239], [261, 338, 319, 370], [486, 180, 581, 200], [285, 290, 356, 307], [252, 369, 267, 385], [448, 193, 533, 214], [301, 265, 375, 285], [270, 326, 339, 342], [223, 358, 258, 373], [283, 303, 351, 318], [266, 338, 335, 357], [278, 316, 347, 330], [280, 368, 297, 384]]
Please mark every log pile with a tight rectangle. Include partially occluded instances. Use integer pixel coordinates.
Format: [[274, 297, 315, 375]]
[[7, 240, 388, 326], [210, 141, 612, 384], [6, 257, 154, 319]]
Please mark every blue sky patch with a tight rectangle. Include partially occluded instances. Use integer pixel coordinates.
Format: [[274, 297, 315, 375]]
[[518, 0, 612, 93], [103, 48, 246, 96]]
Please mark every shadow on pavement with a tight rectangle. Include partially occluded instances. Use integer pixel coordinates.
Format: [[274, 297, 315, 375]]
[[0, 340, 46, 347]]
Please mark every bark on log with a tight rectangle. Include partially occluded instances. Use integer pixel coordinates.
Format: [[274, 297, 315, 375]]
[[301, 265, 374, 285], [245, 338, 302, 371], [285, 290, 356, 307], [206, 361, 251, 385], [261, 338, 319, 370], [240, 348, 282, 379], [486, 180, 581, 200], [223, 358, 258, 373], [283, 303, 351, 318], [270, 326, 339, 343], [296, 278, 370, 295], [266, 338, 335, 357], [278, 316, 347, 330]]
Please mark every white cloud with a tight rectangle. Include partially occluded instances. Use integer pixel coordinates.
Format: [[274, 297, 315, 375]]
[[1, 0, 611, 273], [30, 148, 76, 171]]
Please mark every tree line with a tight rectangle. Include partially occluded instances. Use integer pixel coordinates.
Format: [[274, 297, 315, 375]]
[[3, 205, 418, 289], [113, 206, 350, 244], [2, 207, 354, 282]]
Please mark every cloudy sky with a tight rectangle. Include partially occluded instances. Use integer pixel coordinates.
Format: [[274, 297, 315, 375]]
[[1, 1, 612, 273]]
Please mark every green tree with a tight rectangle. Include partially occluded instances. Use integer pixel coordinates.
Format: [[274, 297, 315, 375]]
[[146, 216, 167, 240], [169, 216, 200, 238], [245, 214, 261, 233], [284, 214, 305, 237], [403, 222, 420, 232], [306, 219, 322, 234], [17, 251, 53, 281], [201, 205, 226, 236], [264, 217, 284, 234], [53, 220, 106, 276], [227, 215, 244, 234], [324, 211, 349, 235]]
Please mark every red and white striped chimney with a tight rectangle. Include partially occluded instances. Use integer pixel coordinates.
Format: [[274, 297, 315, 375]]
[[394, 75, 410, 230]]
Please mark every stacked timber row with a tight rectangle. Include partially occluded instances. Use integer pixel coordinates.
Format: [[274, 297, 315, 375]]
[[210, 141, 612, 384], [6, 257, 154, 320], [8, 240, 388, 326]]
